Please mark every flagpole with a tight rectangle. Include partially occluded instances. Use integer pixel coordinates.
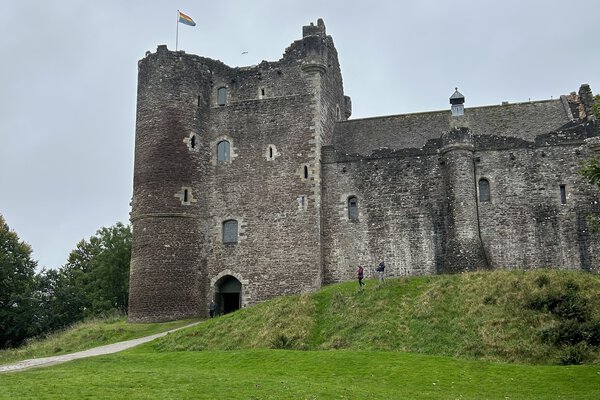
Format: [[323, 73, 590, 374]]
[[176, 9, 179, 51]]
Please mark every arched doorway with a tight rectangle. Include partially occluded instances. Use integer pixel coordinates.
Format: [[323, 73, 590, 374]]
[[215, 275, 241, 315]]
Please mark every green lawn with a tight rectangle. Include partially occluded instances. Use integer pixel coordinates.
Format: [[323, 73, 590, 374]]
[[1, 349, 598, 399]]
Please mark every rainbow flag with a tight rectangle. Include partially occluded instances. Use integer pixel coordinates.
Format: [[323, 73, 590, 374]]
[[178, 11, 196, 26]]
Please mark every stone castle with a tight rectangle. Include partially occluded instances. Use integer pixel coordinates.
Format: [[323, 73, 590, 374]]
[[128, 19, 599, 322]]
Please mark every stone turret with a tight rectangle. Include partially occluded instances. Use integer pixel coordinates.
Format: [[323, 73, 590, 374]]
[[441, 90, 488, 273], [301, 19, 328, 76]]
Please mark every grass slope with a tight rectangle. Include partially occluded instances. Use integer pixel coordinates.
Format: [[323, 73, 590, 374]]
[[152, 269, 600, 364], [0, 316, 197, 365]]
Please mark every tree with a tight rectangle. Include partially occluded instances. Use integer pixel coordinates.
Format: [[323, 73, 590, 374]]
[[579, 95, 600, 231], [0, 219, 131, 348], [592, 94, 600, 121], [62, 222, 131, 317], [33, 268, 89, 332], [0, 214, 38, 348]]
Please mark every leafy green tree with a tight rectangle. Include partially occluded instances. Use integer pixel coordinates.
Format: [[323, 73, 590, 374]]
[[579, 95, 600, 231], [62, 222, 131, 316], [592, 94, 600, 121], [33, 267, 89, 332], [0, 214, 38, 348]]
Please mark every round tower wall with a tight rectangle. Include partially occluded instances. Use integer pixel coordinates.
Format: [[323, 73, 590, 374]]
[[129, 47, 213, 322], [441, 127, 488, 273]]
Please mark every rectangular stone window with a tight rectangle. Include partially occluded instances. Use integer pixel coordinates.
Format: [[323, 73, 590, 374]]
[[217, 87, 227, 106], [560, 184, 567, 205], [479, 179, 490, 202], [348, 196, 358, 221], [217, 140, 230, 162], [223, 220, 238, 244]]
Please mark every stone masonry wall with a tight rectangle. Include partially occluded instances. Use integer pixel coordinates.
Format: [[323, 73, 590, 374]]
[[474, 135, 600, 272], [322, 122, 600, 281], [322, 147, 445, 282]]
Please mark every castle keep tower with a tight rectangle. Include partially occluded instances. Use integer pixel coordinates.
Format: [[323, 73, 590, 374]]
[[129, 19, 348, 322], [128, 45, 211, 322]]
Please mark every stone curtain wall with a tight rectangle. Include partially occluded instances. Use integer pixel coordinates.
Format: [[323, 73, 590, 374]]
[[321, 119, 600, 282], [321, 147, 445, 282], [475, 132, 600, 271]]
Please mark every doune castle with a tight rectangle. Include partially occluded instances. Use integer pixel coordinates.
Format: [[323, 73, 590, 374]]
[[128, 19, 599, 322]]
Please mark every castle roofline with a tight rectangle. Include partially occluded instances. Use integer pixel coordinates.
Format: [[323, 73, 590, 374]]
[[339, 98, 562, 124], [332, 97, 576, 156]]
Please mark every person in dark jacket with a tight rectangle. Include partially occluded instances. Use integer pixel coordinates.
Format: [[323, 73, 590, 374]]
[[209, 300, 217, 318], [376, 261, 385, 282], [357, 265, 365, 288]]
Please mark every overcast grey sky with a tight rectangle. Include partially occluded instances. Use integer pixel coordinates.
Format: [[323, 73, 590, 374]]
[[1, 0, 598, 269]]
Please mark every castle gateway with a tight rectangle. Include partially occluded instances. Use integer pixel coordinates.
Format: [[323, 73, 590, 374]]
[[128, 19, 599, 322]]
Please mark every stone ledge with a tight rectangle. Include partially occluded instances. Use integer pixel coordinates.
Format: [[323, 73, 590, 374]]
[[130, 212, 198, 222]]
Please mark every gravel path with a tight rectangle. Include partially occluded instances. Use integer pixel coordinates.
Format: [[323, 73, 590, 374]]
[[0, 322, 200, 373]]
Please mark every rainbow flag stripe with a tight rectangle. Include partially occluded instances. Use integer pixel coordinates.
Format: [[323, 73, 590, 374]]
[[178, 11, 196, 26]]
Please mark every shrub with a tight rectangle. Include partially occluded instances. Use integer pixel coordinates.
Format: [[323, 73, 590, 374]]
[[534, 274, 550, 288], [586, 321, 600, 346], [525, 279, 600, 364], [525, 284, 589, 322], [553, 294, 589, 322], [551, 319, 587, 346], [526, 294, 548, 312], [559, 342, 589, 365], [270, 333, 296, 349], [483, 295, 496, 305]]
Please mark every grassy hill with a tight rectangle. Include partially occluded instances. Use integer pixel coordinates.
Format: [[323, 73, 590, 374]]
[[150, 269, 600, 365], [2, 269, 599, 367], [2, 269, 600, 399]]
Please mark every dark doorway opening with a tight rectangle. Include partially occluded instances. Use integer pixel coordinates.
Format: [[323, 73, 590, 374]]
[[216, 275, 241, 315], [221, 292, 240, 314]]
